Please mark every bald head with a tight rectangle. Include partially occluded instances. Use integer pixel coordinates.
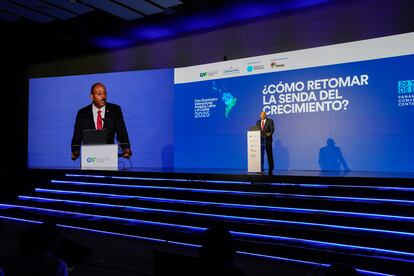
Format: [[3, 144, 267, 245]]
[[90, 82, 106, 94]]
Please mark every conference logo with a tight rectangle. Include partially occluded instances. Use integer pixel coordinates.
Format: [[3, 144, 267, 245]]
[[246, 64, 265, 73], [223, 66, 241, 76], [397, 79, 414, 107], [270, 61, 285, 69], [199, 70, 219, 78], [86, 157, 96, 163]]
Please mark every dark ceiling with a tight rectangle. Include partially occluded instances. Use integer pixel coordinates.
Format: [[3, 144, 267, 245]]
[[0, 0, 334, 65]]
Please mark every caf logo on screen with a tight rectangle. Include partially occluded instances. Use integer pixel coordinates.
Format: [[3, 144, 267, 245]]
[[200, 71, 219, 78]]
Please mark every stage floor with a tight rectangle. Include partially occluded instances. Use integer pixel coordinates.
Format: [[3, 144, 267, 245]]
[[28, 166, 414, 180]]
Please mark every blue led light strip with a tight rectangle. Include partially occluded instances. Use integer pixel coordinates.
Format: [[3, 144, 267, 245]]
[[50, 180, 414, 205], [26, 191, 414, 222], [51, 180, 269, 195], [65, 173, 250, 184], [0, 203, 205, 232], [64, 173, 414, 191], [236, 251, 392, 276]]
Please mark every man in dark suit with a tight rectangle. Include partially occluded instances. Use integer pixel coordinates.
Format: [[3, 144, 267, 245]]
[[256, 111, 275, 175], [71, 82, 132, 161]]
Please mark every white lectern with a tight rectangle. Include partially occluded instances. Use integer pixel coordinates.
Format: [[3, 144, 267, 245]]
[[247, 129, 261, 173], [81, 144, 118, 170]]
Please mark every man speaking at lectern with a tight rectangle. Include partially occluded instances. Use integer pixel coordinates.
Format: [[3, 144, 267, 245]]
[[71, 82, 132, 161], [256, 111, 274, 175]]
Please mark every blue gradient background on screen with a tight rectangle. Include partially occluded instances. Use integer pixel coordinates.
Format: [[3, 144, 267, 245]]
[[174, 55, 414, 172], [28, 69, 174, 169]]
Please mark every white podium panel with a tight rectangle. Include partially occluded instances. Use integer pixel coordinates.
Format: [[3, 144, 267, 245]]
[[81, 144, 118, 171], [247, 130, 261, 173]]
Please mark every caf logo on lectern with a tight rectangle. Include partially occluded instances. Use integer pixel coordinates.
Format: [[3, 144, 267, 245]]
[[86, 157, 96, 163]]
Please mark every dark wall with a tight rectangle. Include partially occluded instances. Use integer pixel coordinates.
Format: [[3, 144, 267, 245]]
[[0, 53, 27, 197], [28, 0, 414, 77]]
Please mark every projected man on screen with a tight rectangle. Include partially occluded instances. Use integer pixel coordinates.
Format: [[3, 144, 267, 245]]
[[71, 82, 132, 160], [256, 111, 275, 175]]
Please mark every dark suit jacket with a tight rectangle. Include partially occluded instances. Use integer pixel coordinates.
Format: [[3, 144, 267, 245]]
[[71, 103, 131, 152], [256, 118, 275, 141]]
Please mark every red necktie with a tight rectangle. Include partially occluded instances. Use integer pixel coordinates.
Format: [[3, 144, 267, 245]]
[[261, 120, 264, 130], [97, 110, 103, 130]]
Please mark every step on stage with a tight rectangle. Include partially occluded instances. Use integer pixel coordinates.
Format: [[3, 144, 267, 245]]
[[1, 168, 414, 275]]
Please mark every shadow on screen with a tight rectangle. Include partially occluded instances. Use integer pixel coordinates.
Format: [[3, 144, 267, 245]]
[[318, 138, 350, 175]]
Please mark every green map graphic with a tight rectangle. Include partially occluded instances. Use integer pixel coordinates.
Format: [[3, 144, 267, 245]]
[[212, 81, 237, 118]]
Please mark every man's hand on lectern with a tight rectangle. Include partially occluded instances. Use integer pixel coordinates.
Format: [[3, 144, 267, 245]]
[[71, 151, 80, 161], [123, 148, 132, 159]]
